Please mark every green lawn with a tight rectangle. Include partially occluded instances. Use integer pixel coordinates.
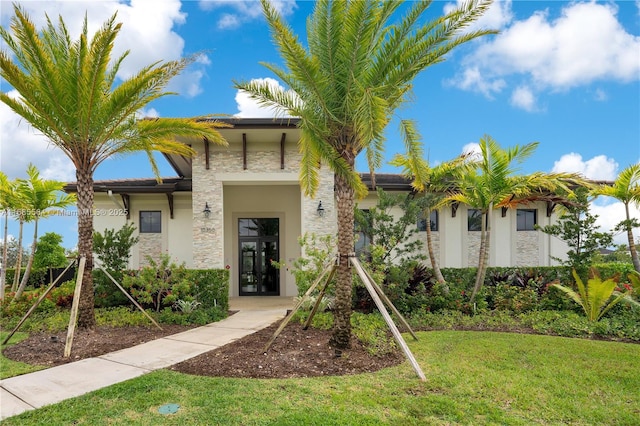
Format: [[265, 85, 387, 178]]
[[0, 331, 47, 379], [4, 331, 639, 425]]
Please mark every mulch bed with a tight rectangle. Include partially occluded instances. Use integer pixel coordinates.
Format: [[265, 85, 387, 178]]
[[3, 320, 404, 378]]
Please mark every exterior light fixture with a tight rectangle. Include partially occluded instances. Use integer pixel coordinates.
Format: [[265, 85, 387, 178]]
[[203, 202, 211, 218], [317, 201, 325, 217]]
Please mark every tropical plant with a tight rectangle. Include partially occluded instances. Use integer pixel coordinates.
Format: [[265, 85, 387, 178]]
[[592, 164, 640, 273], [539, 186, 613, 279], [447, 135, 581, 302], [93, 223, 139, 273], [235, 0, 495, 350], [13, 164, 76, 299], [355, 188, 426, 268], [33, 232, 68, 283], [391, 141, 477, 283], [0, 172, 19, 299], [0, 5, 228, 327], [7, 179, 29, 293], [551, 269, 640, 322]]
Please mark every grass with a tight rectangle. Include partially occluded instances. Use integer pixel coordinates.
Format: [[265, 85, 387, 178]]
[[0, 331, 47, 379], [3, 331, 639, 425]]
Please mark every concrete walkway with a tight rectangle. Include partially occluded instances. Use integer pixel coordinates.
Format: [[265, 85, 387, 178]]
[[0, 297, 293, 421]]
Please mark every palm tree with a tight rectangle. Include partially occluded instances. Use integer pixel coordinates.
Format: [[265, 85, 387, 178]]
[[9, 185, 29, 293], [0, 172, 19, 299], [236, 0, 495, 349], [0, 5, 228, 327], [13, 164, 76, 299], [391, 130, 477, 283], [592, 164, 640, 273], [448, 135, 581, 302]]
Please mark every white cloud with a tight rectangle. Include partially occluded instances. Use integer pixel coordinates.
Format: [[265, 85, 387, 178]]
[[461, 142, 481, 159], [0, 91, 75, 181], [1, 1, 206, 181], [593, 88, 608, 102], [510, 86, 537, 112], [217, 13, 241, 30], [551, 153, 618, 181], [452, 2, 640, 104], [3, 1, 205, 97], [136, 108, 160, 119], [234, 78, 295, 118], [591, 200, 640, 247], [444, 0, 513, 32], [446, 66, 506, 98], [199, 0, 297, 29]]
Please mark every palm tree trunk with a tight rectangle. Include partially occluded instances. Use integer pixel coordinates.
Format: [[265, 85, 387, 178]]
[[330, 172, 354, 351], [76, 169, 96, 329], [12, 217, 24, 292], [425, 208, 445, 283], [471, 210, 490, 302], [1, 210, 8, 299], [625, 203, 640, 273], [15, 218, 38, 299]]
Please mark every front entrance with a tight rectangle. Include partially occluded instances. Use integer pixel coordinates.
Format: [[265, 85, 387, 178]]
[[239, 218, 280, 295]]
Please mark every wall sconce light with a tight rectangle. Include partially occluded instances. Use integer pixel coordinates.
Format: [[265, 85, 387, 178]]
[[203, 202, 211, 218], [316, 200, 325, 217]]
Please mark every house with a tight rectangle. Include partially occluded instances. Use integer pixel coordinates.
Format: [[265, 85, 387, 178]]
[[67, 117, 569, 298]]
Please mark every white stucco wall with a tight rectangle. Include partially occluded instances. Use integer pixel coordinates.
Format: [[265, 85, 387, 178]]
[[353, 194, 569, 269], [93, 193, 192, 269]]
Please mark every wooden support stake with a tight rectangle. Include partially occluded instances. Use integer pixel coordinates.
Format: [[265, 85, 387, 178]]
[[264, 262, 336, 352], [98, 265, 162, 330], [360, 266, 418, 341], [350, 257, 426, 381], [303, 265, 337, 330], [64, 257, 85, 358], [2, 259, 76, 345]]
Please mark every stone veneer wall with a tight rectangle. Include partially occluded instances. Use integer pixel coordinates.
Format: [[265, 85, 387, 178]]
[[467, 232, 481, 267], [301, 165, 337, 241], [138, 233, 163, 266], [192, 142, 338, 269], [424, 232, 441, 264], [192, 144, 223, 268], [515, 231, 539, 266]]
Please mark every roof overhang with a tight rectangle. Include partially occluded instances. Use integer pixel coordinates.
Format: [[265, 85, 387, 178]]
[[163, 117, 302, 178], [64, 177, 192, 194]]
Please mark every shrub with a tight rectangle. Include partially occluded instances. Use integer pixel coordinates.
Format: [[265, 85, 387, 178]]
[[158, 306, 227, 326], [123, 255, 192, 312], [187, 269, 229, 312], [274, 233, 337, 297], [50, 280, 75, 308], [93, 269, 130, 308], [4, 268, 49, 288]]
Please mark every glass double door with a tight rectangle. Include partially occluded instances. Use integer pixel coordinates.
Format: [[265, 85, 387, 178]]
[[239, 218, 279, 295]]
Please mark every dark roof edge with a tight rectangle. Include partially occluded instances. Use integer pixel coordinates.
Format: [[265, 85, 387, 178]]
[[64, 177, 192, 193], [201, 117, 301, 128], [65, 174, 607, 194]]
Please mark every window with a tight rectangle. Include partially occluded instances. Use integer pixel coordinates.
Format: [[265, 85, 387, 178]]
[[140, 211, 161, 233], [468, 209, 483, 231], [417, 210, 438, 232], [517, 209, 537, 231]]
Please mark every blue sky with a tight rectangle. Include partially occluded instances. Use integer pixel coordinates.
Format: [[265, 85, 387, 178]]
[[1, 0, 639, 249]]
